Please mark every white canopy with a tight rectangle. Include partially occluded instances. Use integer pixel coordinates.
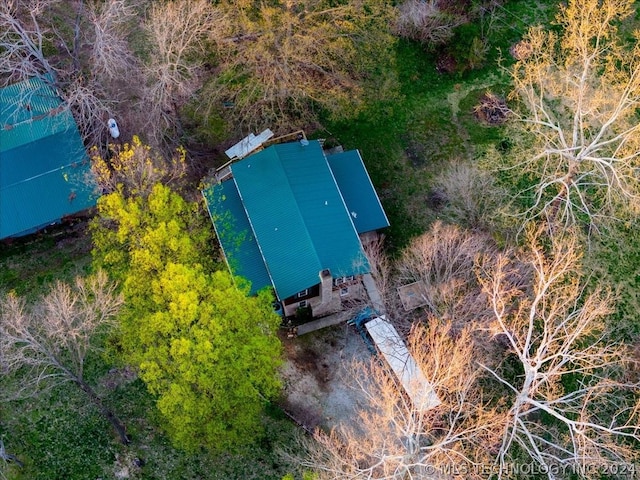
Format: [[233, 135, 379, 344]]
[[365, 316, 441, 411]]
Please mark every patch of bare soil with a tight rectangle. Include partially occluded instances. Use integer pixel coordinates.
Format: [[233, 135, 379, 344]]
[[99, 366, 138, 391], [279, 325, 372, 432]]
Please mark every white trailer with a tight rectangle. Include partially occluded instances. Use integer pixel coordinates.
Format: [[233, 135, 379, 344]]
[[364, 316, 441, 411]]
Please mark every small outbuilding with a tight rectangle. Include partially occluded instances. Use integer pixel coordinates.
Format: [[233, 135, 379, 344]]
[[0, 77, 96, 239], [202, 140, 389, 318]]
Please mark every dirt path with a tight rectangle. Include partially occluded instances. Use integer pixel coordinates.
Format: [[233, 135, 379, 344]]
[[446, 73, 500, 160], [279, 324, 371, 432]]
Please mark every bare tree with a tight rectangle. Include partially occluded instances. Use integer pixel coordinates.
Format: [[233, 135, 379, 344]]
[[0, 0, 58, 83], [62, 76, 117, 147], [139, 0, 225, 143], [297, 321, 505, 479], [395, 221, 494, 328], [0, 272, 129, 445], [300, 228, 639, 478], [362, 234, 394, 311], [432, 160, 508, 232], [393, 0, 464, 47], [86, 0, 137, 81], [509, 0, 640, 230], [477, 230, 640, 476]]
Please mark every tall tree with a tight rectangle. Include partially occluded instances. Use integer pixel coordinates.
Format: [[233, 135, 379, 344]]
[[509, 0, 640, 229], [393, 0, 465, 47], [477, 230, 640, 475], [136, 264, 282, 451], [200, 0, 397, 132], [0, 272, 128, 445], [395, 221, 493, 327], [92, 184, 283, 451], [140, 0, 225, 143]]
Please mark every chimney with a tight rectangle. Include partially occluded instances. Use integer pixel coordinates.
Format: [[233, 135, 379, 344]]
[[319, 269, 332, 302]]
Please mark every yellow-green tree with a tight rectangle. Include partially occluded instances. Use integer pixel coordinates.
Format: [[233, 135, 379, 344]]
[[141, 264, 282, 450], [92, 184, 282, 451], [91, 135, 187, 198], [91, 182, 211, 284], [509, 0, 640, 229]]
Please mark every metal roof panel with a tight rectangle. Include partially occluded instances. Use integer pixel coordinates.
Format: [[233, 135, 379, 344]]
[[202, 182, 273, 295], [276, 142, 369, 278], [231, 147, 322, 299], [0, 118, 87, 189], [1, 76, 67, 152], [0, 155, 96, 238], [0, 77, 96, 239], [327, 150, 390, 234]]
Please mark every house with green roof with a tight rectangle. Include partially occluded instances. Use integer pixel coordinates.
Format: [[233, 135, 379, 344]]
[[1, 77, 96, 239], [202, 140, 389, 318]]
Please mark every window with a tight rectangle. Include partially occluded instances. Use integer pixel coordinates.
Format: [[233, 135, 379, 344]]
[[296, 289, 309, 298], [340, 287, 349, 297], [334, 276, 355, 286], [298, 300, 308, 308]]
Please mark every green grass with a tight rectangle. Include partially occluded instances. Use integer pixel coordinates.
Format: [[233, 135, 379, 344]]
[[320, 0, 557, 250], [1, 376, 300, 480], [0, 220, 93, 298], [586, 218, 640, 340]]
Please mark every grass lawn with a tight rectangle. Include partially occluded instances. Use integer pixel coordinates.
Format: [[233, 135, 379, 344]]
[[0, 219, 93, 299], [1, 372, 300, 480], [321, 0, 557, 250]]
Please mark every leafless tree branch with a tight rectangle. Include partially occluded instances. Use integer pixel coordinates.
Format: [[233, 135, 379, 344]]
[[477, 229, 640, 476], [509, 0, 640, 231], [0, 271, 129, 444]]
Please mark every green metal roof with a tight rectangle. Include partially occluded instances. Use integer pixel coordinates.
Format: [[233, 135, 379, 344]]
[[327, 150, 390, 234], [1, 76, 66, 152], [204, 140, 380, 300], [231, 145, 322, 298], [0, 77, 96, 239], [202, 181, 272, 295]]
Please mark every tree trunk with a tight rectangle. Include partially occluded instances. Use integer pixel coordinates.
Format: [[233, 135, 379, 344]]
[[0, 439, 23, 468], [74, 378, 130, 445]]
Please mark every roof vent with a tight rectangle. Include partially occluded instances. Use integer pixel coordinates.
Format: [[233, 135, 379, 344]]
[[297, 132, 309, 147]]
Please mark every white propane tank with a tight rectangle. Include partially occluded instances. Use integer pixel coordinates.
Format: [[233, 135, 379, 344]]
[[107, 118, 120, 139]]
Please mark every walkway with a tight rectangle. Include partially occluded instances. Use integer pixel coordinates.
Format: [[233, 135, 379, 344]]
[[296, 310, 352, 336]]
